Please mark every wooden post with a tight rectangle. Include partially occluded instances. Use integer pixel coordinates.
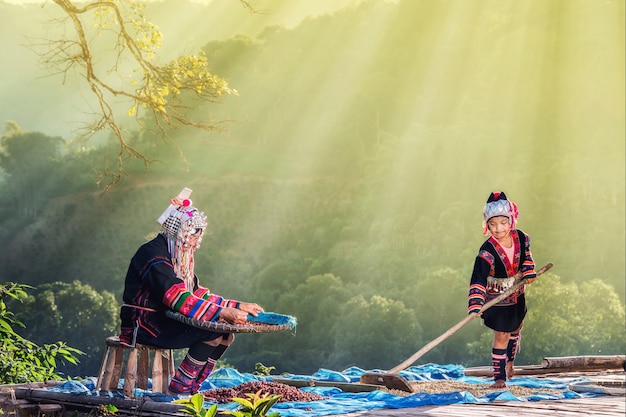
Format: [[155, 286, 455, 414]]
[[95, 345, 111, 391], [99, 346, 118, 391], [151, 349, 165, 393], [124, 349, 138, 398], [137, 348, 150, 391], [110, 347, 124, 390]]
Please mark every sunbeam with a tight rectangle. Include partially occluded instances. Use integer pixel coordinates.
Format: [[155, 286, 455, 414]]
[[0, 0, 623, 380]]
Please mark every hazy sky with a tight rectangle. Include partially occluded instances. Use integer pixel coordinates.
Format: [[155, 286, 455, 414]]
[[0, 0, 359, 137], [5, 0, 232, 4], [2, 0, 200, 1], [2, 0, 356, 5]]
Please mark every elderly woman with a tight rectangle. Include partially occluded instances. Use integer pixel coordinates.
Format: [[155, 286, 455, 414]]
[[119, 190, 263, 395]]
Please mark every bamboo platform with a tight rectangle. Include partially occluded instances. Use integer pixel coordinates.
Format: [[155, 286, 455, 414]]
[[3, 386, 623, 417], [1, 365, 623, 417], [329, 395, 626, 416]]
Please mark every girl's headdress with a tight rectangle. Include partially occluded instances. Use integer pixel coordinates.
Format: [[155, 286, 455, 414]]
[[482, 191, 518, 235]]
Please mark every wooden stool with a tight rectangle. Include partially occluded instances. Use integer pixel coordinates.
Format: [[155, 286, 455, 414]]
[[96, 336, 175, 397]]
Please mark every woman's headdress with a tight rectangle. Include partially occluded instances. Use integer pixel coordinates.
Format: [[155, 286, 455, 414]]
[[157, 188, 207, 288]]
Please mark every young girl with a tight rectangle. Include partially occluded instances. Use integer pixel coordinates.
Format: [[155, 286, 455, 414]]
[[468, 191, 536, 388]]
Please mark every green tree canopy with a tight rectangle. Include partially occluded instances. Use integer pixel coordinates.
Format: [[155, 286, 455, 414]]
[[11, 281, 119, 377], [330, 294, 423, 371], [0, 129, 64, 221]]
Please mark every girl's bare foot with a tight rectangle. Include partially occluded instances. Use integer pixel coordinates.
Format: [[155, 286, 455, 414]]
[[506, 361, 515, 380], [491, 379, 506, 388]]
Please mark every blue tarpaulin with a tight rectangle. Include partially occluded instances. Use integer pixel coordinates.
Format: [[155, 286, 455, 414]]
[[49, 364, 598, 416]]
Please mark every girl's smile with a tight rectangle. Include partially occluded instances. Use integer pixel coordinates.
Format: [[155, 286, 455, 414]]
[[487, 216, 512, 246]]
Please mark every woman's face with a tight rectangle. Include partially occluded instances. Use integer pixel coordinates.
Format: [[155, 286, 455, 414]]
[[487, 216, 511, 240], [183, 228, 204, 251]]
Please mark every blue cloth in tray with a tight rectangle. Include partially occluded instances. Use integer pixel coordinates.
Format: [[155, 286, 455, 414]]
[[246, 312, 297, 327]]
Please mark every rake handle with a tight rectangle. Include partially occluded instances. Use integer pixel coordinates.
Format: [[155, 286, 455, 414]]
[[388, 262, 553, 374]]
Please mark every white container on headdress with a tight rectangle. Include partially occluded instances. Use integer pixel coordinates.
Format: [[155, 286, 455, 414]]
[[157, 188, 192, 225]]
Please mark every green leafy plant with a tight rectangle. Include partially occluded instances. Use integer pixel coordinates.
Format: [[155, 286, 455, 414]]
[[253, 362, 276, 377], [174, 393, 218, 417], [0, 282, 83, 384], [224, 390, 281, 417], [174, 390, 281, 417], [91, 404, 118, 416]]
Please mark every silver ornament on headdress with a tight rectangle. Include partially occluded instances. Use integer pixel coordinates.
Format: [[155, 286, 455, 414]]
[[160, 206, 207, 240], [157, 188, 207, 239], [483, 199, 513, 222]]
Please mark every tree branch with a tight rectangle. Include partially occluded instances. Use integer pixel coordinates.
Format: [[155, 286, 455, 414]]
[[38, 0, 239, 192]]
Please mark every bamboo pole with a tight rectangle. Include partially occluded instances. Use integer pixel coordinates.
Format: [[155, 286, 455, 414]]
[[272, 378, 381, 392]]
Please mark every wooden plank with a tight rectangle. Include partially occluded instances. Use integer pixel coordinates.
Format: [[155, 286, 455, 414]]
[[37, 403, 64, 413], [14, 388, 185, 416], [465, 355, 625, 378], [465, 365, 626, 377], [0, 382, 62, 392]]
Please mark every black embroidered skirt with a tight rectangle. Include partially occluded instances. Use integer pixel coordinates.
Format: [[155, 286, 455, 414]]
[[482, 293, 527, 332]]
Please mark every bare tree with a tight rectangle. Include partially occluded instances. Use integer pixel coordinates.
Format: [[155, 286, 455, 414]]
[[34, 0, 255, 191]]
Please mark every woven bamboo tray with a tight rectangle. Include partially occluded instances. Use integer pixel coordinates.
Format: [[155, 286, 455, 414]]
[[165, 310, 297, 333]]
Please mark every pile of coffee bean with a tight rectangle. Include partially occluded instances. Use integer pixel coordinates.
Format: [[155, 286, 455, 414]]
[[202, 381, 327, 404]]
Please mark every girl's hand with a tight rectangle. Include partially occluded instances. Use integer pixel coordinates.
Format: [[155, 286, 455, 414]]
[[238, 302, 264, 317]]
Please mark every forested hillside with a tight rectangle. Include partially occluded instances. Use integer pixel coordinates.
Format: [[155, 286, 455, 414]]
[[0, 0, 623, 378]]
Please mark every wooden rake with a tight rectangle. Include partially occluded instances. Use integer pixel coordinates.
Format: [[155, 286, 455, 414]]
[[359, 262, 554, 392]]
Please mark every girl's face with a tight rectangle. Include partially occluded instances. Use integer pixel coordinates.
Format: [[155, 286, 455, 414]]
[[487, 216, 511, 241]]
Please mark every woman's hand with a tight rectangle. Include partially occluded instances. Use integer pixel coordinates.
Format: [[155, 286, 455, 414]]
[[219, 307, 249, 325], [238, 302, 264, 317]]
